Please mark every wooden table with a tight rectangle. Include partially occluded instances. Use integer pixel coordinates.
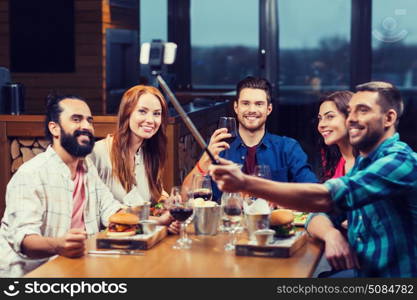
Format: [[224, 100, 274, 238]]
[[25, 231, 323, 278]]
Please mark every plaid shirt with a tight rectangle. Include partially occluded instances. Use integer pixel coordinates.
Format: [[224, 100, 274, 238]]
[[324, 133, 417, 277], [0, 147, 122, 277]]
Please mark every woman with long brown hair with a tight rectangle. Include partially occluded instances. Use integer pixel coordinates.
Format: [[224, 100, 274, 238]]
[[317, 91, 355, 180], [306, 91, 359, 277], [90, 85, 178, 231]]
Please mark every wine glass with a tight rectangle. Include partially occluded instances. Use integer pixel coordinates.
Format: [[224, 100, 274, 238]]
[[192, 174, 213, 202], [219, 192, 231, 233], [167, 186, 194, 250], [218, 117, 238, 145], [252, 164, 271, 179], [222, 192, 243, 251], [252, 165, 278, 209], [182, 186, 194, 245]]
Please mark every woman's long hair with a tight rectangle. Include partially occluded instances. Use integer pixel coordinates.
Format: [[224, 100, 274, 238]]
[[110, 85, 168, 202], [318, 90, 353, 182]]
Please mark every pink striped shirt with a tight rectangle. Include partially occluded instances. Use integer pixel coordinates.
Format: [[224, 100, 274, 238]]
[[71, 163, 86, 229]]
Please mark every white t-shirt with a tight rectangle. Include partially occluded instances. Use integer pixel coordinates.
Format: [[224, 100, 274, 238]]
[[89, 135, 151, 204]]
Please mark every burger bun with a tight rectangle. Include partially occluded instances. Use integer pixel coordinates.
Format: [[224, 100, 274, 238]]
[[109, 212, 139, 225], [270, 209, 294, 226]]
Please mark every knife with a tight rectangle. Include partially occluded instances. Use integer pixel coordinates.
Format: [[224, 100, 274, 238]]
[[88, 250, 145, 256]]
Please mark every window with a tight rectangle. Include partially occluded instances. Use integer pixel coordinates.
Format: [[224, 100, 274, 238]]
[[190, 0, 259, 88], [140, 0, 167, 82], [372, 1, 417, 87], [372, 0, 417, 150], [279, 0, 351, 92], [277, 0, 351, 170]]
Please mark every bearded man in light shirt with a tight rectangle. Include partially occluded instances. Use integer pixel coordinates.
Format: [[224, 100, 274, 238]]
[[0, 94, 122, 277]]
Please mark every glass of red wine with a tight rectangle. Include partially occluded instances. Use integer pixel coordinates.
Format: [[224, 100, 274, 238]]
[[218, 117, 238, 145], [168, 186, 194, 249], [192, 174, 213, 202], [222, 192, 243, 251]]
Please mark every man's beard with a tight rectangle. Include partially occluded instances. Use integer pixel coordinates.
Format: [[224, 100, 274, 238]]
[[349, 119, 385, 154], [351, 129, 382, 154], [60, 128, 95, 157]]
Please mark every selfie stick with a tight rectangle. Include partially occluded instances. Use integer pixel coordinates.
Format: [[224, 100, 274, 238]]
[[155, 74, 219, 165]]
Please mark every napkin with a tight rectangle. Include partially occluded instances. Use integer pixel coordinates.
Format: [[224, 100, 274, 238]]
[[244, 198, 271, 215], [193, 198, 218, 207]]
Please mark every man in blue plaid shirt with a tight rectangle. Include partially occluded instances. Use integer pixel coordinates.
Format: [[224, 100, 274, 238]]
[[210, 81, 417, 277]]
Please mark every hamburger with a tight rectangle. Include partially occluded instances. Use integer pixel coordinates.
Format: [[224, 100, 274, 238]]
[[107, 212, 140, 237], [269, 209, 295, 238]]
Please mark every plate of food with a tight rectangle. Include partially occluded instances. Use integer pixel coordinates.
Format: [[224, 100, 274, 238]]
[[292, 211, 309, 226], [96, 212, 167, 250]]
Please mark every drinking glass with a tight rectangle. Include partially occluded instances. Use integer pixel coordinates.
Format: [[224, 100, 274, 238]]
[[218, 117, 238, 144], [222, 192, 243, 251], [182, 186, 194, 245], [218, 165, 243, 233], [219, 192, 231, 233], [192, 174, 213, 201], [167, 186, 194, 249], [252, 164, 272, 179], [251, 165, 278, 209]]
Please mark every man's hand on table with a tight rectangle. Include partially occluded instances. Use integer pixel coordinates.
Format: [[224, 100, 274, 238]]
[[55, 228, 87, 258]]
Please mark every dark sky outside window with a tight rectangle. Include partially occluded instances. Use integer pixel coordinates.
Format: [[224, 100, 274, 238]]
[[372, 0, 417, 87], [191, 0, 259, 88], [140, 0, 167, 82], [278, 0, 351, 92], [372, 0, 417, 151]]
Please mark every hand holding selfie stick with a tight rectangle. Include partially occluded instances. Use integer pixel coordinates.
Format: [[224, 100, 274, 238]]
[[140, 40, 219, 164]]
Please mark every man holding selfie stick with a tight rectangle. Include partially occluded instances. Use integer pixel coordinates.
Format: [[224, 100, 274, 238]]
[[210, 81, 417, 277], [183, 76, 318, 202]]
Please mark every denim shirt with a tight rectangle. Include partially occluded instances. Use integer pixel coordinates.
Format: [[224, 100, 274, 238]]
[[212, 132, 318, 201]]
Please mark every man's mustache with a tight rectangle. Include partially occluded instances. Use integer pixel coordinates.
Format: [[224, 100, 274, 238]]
[[348, 124, 365, 130], [74, 130, 94, 141]]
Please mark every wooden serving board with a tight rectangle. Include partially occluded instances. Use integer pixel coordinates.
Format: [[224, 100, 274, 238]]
[[235, 231, 307, 258], [96, 226, 167, 250]]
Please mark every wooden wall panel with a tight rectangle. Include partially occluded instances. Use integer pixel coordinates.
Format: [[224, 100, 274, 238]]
[[0, 0, 105, 115], [0, 0, 139, 114]]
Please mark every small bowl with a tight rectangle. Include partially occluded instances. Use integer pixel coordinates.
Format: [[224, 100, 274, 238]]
[[126, 202, 151, 221], [139, 220, 157, 235], [254, 229, 275, 246]]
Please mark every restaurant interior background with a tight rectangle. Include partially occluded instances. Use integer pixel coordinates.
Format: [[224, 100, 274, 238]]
[[1, 0, 417, 185]]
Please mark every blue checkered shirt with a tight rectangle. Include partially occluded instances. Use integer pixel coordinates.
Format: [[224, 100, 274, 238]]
[[324, 133, 417, 277]]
